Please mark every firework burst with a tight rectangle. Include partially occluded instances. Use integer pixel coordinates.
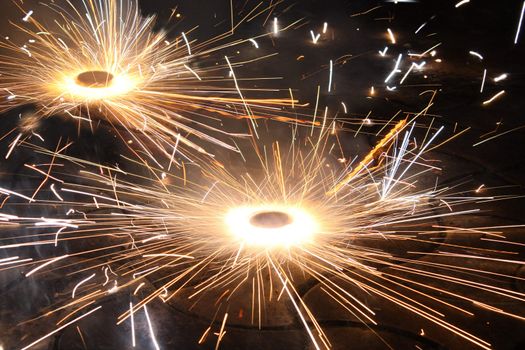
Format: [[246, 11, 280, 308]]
[[1, 104, 524, 349], [0, 0, 298, 163]]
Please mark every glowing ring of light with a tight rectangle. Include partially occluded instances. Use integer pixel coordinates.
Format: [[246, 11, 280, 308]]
[[56, 69, 138, 101], [225, 205, 317, 247]]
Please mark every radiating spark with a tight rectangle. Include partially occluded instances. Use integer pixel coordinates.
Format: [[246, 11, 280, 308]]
[[455, 0, 470, 8], [130, 302, 136, 347], [415, 22, 427, 34], [469, 51, 484, 60], [144, 305, 160, 350], [384, 54, 403, 83], [515, 1, 525, 44], [22, 10, 34, 22], [387, 28, 396, 44], [310, 30, 321, 44], [322, 22, 328, 34], [379, 46, 389, 56], [328, 60, 333, 92], [181, 32, 191, 56], [494, 73, 508, 82], [72, 273, 96, 298], [273, 17, 279, 34], [25, 254, 69, 277], [482, 90, 505, 105], [183, 64, 202, 81], [248, 38, 259, 48], [480, 69, 487, 93]]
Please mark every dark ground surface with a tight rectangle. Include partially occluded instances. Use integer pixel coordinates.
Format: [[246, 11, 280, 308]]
[[1, 0, 525, 349]]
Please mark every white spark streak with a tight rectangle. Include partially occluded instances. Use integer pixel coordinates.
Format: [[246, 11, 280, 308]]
[[248, 38, 259, 48], [144, 305, 160, 350], [328, 60, 333, 92], [20, 306, 102, 350], [469, 51, 483, 60], [72, 273, 96, 298], [455, 0, 470, 8], [50, 183, 64, 201], [322, 22, 328, 33], [415, 22, 427, 34], [183, 64, 202, 80], [25, 255, 69, 277], [130, 302, 136, 347], [22, 10, 34, 22], [384, 54, 403, 83], [273, 17, 279, 34], [379, 46, 388, 56], [494, 73, 508, 82], [515, 1, 525, 44], [482, 90, 505, 105], [310, 30, 320, 44], [480, 69, 487, 93], [181, 32, 191, 55], [387, 28, 396, 44]]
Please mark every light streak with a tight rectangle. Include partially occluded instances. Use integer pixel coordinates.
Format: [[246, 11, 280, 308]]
[[469, 51, 484, 60], [494, 73, 508, 82], [181, 32, 192, 56], [328, 60, 333, 92], [22, 10, 33, 22], [273, 17, 279, 34], [72, 273, 96, 298], [482, 90, 505, 105], [387, 28, 396, 44], [144, 305, 160, 350], [515, 1, 525, 44], [384, 54, 403, 83], [455, 0, 470, 8], [480, 69, 487, 93], [25, 254, 69, 277], [310, 30, 321, 44], [20, 306, 102, 350], [127, 302, 136, 347]]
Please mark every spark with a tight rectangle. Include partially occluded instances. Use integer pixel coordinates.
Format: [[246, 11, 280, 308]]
[[50, 183, 64, 201], [387, 28, 396, 44], [72, 273, 96, 298], [480, 69, 487, 93], [341, 102, 348, 113], [273, 17, 279, 34], [415, 22, 427, 34], [144, 305, 160, 350], [181, 32, 192, 56], [248, 38, 259, 48], [469, 51, 484, 60], [310, 30, 321, 44], [25, 254, 69, 277], [482, 90, 505, 105], [183, 64, 202, 81], [22, 10, 34, 22], [130, 302, 136, 347], [322, 22, 328, 34], [20, 306, 102, 350], [384, 54, 403, 83], [494, 73, 508, 82], [328, 60, 333, 92], [455, 0, 470, 8], [515, 1, 525, 44], [379, 46, 389, 56]]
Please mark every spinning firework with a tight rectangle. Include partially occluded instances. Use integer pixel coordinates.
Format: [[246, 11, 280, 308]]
[[0, 0, 298, 162], [1, 105, 524, 349]]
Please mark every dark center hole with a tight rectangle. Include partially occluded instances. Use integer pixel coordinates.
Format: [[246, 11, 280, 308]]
[[250, 211, 293, 229], [75, 70, 114, 88]]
